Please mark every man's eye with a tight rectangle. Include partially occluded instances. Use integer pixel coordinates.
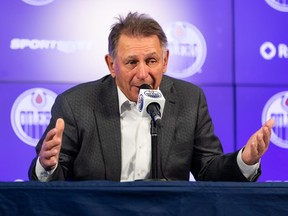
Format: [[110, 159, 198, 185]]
[[147, 59, 157, 65], [127, 60, 136, 65]]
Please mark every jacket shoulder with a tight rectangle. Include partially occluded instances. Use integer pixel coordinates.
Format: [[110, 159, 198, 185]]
[[161, 75, 203, 96], [58, 75, 115, 100]]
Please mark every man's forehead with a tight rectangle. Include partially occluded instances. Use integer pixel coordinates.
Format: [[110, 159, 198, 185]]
[[125, 52, 159, 59], [117, 35, 161, 54], [118, 34, 160, 45]]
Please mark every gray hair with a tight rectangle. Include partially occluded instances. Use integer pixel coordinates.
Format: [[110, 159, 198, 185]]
[[108, 12, 168, 58]]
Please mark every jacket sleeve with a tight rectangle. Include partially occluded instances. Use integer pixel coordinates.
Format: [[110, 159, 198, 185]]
[[191, 89, 250, 181], [28, 93, 79, 181]]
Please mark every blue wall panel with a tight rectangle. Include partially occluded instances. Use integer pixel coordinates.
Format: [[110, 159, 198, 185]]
[[0, 0, 287, 181]]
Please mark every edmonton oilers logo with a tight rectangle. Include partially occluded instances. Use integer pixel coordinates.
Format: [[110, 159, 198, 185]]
[[11, 88, 57, 147], [144, 90, 162, 98], [22, 0, 55, 6], [262, 91, 288, 149], [265, 0, 288, 12], [165, 21, 207, 78]]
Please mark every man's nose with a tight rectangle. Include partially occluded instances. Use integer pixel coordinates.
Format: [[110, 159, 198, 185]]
[[136, 63, 149, 79]]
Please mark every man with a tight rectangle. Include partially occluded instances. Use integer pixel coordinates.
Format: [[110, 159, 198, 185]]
[[28, 12, 274, 182]]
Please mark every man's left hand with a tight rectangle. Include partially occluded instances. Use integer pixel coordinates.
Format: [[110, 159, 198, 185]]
[[242, 118, 275, 165]]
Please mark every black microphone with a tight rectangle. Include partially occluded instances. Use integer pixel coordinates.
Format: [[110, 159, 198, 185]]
[[137, 84, 165, 127]]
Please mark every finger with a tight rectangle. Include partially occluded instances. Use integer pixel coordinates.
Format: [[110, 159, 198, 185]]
[[256, 132, 266, 154], [262, 118, 274, 145], [41, 147, 59, 159], [42, 135, 62, 151], [44, 128, 57, 143], [262, 126, 271, 147], [265, 118, 275, 130], [55, 118, 65, 139], [39, 143, 60, 170], [253, 118, 274, 149], [42, 118, 65, 151]]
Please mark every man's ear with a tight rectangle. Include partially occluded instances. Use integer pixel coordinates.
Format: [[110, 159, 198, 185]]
[[105, 54, 116, 77], [163, 49, 169, 74]]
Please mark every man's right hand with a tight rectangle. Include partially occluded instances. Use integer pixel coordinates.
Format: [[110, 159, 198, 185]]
[[39, 118, 65, 171]]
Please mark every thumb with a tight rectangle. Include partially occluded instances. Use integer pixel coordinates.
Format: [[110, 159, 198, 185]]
[[265, 118, 275, 129], [55, 118, 65, 138]]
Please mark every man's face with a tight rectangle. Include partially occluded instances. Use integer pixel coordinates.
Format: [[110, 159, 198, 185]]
[[105, 34, 169, 102]]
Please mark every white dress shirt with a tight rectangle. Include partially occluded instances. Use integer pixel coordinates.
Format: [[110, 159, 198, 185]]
[[117, 87, 151, 181]]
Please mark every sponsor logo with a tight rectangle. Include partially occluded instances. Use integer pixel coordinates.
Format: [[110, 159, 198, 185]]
[[165, 21, 207, 78], [144, 90, 162, 99], [11, 88, 57, 147], [10, 38, 93, 53], [260, 41, 288, 60], [265, 0, 288, 12], [262, 91, 288, 149], [22, 0, 55, 6]]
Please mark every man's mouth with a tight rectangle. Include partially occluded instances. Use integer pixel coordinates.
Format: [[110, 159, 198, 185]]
[[136, 84, 153, 90]]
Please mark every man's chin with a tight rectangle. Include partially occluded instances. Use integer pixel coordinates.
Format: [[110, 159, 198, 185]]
[[132, 95, 138, 103], [126, 92, 138, 103]]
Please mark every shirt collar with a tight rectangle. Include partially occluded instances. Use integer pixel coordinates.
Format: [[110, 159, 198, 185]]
[[117, 87, 136, 115]]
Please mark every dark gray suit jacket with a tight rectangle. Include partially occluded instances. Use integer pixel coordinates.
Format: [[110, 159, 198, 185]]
[[29, 75, 256, 181]]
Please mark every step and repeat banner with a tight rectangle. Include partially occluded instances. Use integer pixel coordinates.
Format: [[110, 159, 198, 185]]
[[0, 0, 287, 182], [235, 0, 288, 182]]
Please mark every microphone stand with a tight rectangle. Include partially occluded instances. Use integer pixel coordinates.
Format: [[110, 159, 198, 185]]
[[150, 119, 158, 179]]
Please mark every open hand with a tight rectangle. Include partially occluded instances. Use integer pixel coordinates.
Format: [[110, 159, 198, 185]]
[[39, 118, 65, 171], [242, 118, 275, 165]]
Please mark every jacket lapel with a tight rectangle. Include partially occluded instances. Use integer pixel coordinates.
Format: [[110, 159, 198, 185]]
[[93, 76, 122, 181], [159, 76, 179, 178]]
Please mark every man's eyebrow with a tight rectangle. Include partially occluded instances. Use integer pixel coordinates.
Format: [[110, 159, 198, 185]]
[[124, 52, 158, 60], [126, 55, 137, 59], [146, 52, 158, 57]]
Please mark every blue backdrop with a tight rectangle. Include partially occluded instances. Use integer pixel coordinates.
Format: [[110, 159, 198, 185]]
[[0, 0, 287, 182]]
